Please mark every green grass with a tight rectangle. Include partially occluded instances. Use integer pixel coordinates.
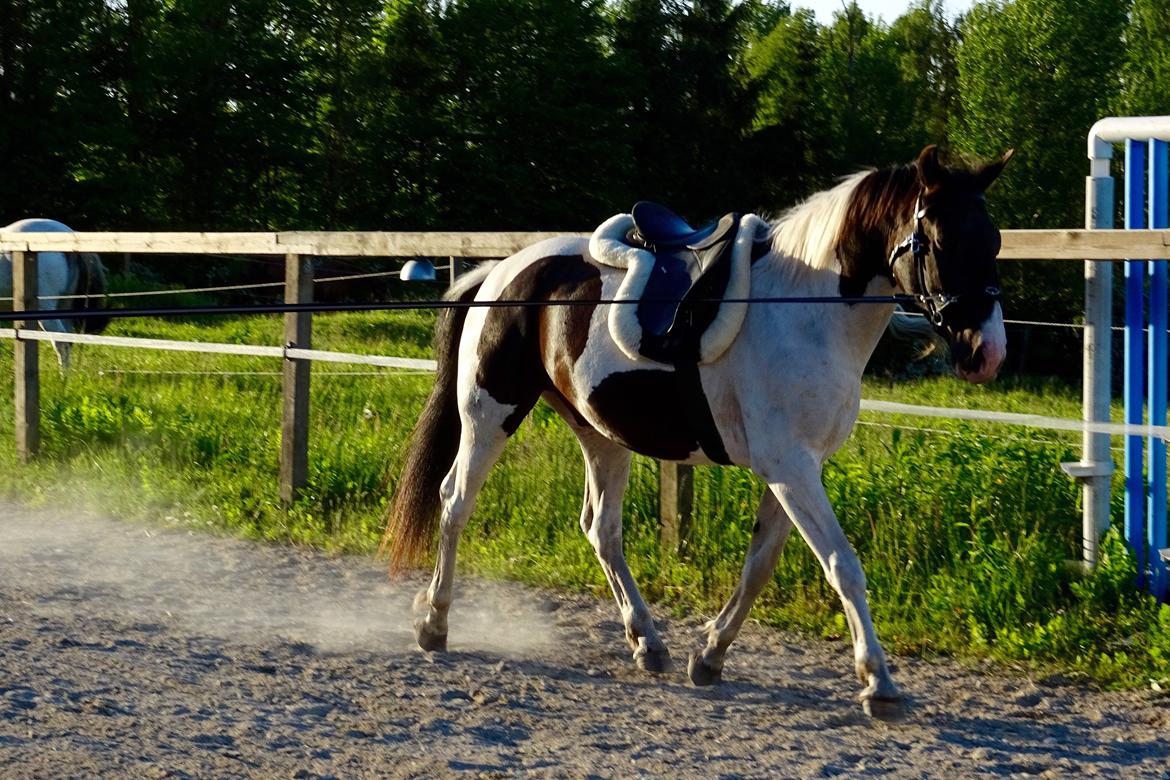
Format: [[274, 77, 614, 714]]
[[2, 306, 1168, 689]]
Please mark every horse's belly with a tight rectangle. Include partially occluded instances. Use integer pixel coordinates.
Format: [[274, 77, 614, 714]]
[[575, 368, 726, 465]]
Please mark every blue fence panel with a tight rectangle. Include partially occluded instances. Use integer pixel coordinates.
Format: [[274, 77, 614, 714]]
[[1124, 139, 1148, 582], [1123, 136, 1170, 600], [1148, 138, 1169, 598]]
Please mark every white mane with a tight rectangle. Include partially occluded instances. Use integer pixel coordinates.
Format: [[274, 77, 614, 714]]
[[768, 171, 870, 274]]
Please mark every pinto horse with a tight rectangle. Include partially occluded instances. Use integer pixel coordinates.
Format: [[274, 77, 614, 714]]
[[1, 218, 110, 368], [385, 145, 1011, 719]]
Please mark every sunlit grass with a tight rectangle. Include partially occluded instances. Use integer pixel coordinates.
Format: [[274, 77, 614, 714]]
[[1, 309, 1167, 688]]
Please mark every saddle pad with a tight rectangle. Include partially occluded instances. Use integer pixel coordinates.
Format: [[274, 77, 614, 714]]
[[589, 210, 768, 366]]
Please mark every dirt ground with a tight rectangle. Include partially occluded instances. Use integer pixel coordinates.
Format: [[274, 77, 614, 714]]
[[1, 508, 1168, 779]]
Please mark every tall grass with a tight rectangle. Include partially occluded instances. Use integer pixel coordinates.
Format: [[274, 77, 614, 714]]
[[1, 307, 1167, 687]]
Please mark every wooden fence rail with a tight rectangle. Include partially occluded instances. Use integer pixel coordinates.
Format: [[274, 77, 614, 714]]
[[4, 228, 1170, 548]]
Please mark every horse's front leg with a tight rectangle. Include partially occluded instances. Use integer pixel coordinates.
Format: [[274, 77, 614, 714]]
[[688, 489, 792, 685], [764, 457, 903, 720]]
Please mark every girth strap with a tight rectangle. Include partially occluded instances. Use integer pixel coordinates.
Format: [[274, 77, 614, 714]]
[[674, 360, 731, 465]]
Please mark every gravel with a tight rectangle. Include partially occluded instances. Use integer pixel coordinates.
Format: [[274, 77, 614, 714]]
[[2, 508, 1168, 778]]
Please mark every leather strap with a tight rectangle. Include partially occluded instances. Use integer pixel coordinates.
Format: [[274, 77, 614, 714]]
[[673, 360, 731, 465]]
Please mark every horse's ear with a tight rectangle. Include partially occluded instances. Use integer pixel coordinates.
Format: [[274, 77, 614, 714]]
[[915, 144, 945, 191], [974, 148, 1015, 192]]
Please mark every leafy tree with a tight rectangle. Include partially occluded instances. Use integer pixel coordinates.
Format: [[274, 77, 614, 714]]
[[358, 0, 451, 228], [612, 0, 759, 223], [745, 8, 827, 204], [1117, 0, 1170, 116], [436, 0, 628, 229], [888, 0, 958, 149], [952, 0, 1127, 229], [815, 3, 920, 171], [0, 0, 126, 226], [951, 0, 1128, 375]]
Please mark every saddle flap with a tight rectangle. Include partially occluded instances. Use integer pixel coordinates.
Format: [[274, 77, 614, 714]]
[[636, 212, 740, 344]]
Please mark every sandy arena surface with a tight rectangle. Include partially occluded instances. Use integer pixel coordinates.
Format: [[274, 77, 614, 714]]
[[1, 508, 1168, 778]]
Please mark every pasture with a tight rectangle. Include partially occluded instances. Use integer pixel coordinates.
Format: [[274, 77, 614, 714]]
[[2, 305, 1168, 688]]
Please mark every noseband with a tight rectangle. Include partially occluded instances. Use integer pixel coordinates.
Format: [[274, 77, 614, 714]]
[[888, 196, 1001, 326]]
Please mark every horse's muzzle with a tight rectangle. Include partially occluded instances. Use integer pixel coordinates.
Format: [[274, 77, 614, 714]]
[[951, 303, 1006, 384]]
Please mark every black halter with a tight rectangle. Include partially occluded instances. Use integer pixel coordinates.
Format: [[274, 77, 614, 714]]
[[888, 196, 1001, 326]]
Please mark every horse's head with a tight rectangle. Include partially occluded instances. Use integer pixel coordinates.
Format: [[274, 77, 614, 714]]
[[889, 145, 1013, 384]]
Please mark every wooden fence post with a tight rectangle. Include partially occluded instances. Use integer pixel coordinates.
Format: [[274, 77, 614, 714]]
[[448, 256, 473, 288], [13, 251, 39, 462], [660, 462, 693, 552], [280, 253, 312, 505]]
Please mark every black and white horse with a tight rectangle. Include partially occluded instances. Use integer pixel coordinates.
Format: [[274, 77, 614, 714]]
[[1, 218, 110, 368], [385, 146, 1011, 719]]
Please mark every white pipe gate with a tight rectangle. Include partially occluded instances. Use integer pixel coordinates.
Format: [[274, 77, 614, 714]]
[[1080, 116, 1170, 595]]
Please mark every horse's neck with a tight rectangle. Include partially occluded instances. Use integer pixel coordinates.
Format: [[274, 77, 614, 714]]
[[751, 253, 896, 375]]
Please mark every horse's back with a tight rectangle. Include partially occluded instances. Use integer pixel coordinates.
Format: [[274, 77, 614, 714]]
[[4, 218, 74, 233], [0, 219, 79, 302]]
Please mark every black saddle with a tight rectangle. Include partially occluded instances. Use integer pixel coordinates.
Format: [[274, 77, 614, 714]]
[[625, 202, 742, 363], [631, 201, 724, 248]]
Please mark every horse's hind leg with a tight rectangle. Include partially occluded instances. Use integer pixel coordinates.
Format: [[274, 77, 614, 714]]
[[413, 391, 517, 651], [573, 428, 670, 672], [688, 489, 792, 685]]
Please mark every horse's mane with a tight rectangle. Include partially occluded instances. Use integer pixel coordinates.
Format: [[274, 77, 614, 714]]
[[767, 164, 920, 280]]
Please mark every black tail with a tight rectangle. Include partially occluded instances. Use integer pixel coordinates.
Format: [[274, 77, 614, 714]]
[[381, 265, 495, 574], [75, 253, 111, 335]]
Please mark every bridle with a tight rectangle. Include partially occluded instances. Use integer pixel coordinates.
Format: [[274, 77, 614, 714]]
[[888, 195, 1001, 326]]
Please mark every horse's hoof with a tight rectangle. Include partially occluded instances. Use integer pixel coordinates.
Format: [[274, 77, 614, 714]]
[[634, 645, 672, 673], [861, 693, 906, 722], [414, 617, 447, 652], [687, 649, 722, 686]]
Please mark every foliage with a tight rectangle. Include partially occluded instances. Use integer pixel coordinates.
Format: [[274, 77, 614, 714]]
[[1116, 0, 1170, 117], [949, 0, 1129, 375]]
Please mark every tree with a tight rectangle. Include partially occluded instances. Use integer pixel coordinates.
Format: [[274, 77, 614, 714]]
[[1117, 0, 1170, 116], [746, 8, 827, 203], [612, 0, 760, 222], [888, 0, 958, 149], [951, 0, 1128, 374], [815, 3, 919, 171], [952, 0, 1127, 229], [0, 0, 127, 226], [436, 0, 628, 229]]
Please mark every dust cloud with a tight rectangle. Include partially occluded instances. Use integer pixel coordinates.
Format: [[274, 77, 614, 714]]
[[0, 506, 556, 657]]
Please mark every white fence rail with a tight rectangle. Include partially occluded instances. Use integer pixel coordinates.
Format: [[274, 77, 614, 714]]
[[4, 229, 1170, 549]]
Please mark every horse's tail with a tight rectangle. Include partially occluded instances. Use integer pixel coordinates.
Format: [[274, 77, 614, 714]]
[[381, 262, 497, 575], [75, 253, 111, 335]]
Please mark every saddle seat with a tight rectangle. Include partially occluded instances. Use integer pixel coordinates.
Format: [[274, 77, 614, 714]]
[[588, 202, 768, 366], [630, 201, 723, 248]]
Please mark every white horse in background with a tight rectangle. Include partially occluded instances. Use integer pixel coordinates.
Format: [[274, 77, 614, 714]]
[[1, 218, 110, 369]]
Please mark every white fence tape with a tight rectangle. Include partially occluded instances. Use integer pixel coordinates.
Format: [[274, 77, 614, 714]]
[[860, 399, 1170, 442], [4, 327, 1167, 441]]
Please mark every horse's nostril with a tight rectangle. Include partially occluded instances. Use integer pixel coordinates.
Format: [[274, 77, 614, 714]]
[[966, 345, 986, 372]]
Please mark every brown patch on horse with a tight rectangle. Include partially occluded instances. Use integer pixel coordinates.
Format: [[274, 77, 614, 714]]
[[538, 257, 601, 409], [476, 255, 602, 434], [835, 165, 919, 298]]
